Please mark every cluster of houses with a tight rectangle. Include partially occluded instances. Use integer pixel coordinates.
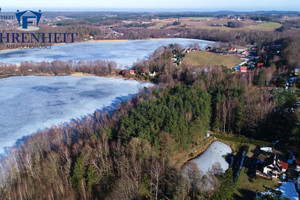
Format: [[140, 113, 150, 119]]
[[171, 48, 201, 65], [229, 43, 283, 73], [253, 146, 300, 183], [203, 45, 262, 73], [121, 69, 157, 78], [169, 44, 282, 75]]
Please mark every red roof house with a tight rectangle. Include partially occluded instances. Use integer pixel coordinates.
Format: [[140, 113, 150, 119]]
[[242, 50, 249, 56], [240, 66, 247, 72], [257, 63, 264, 67], [129, 70, 135, 75], [279, 161, 289, 170], [230, 47, 237, 53]]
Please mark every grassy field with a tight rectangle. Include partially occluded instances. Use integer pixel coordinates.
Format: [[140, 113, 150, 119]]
[[184, 17, 212, 20], [259, 22, 282, 29], [182, 51, 243, 68], [234, 167, 280, 200], [146, 17, 282, 32], [212, 133, 272, 147], [258, 22, 282, 30], [148, 19, 174, 29]]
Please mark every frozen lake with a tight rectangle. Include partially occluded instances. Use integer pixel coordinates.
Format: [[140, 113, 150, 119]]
[[182, 141, 232, 191], [186, 141, 232, 174], [0, 38, 212, 67], [0, 75, 149, 154]]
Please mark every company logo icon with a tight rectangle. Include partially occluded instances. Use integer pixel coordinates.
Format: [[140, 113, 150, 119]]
[[15, 10, 42, 31]]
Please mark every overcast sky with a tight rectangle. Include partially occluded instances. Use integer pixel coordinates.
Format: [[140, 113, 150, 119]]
[[1, 0, 300, 11]]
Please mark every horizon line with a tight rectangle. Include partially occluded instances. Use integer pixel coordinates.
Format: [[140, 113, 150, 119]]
[[1, 8, 300, 13]]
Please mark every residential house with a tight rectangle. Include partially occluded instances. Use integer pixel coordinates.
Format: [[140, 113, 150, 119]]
[[260, 155, 282, 179], [171, 58, 177, 63], [279, 161, 289, 173], [230, 47, 237, 53], [241, 50, 249, 56], [129, 70, 135, 75], [240, 66, 247, 73], [255, 147, 299, 180], [257, 63, 264, 67], [149, 71, 156, 77], [236, 48, 247, 54], [141, 69, 146, 75]]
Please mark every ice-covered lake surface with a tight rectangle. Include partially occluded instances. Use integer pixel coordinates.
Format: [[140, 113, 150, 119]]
[[0, 75, 149, 154], [187, 141, 232, 174], [0, 38, 212, 67]]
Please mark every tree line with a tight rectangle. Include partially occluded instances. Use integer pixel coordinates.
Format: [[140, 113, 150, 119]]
[[0, 60, 118, 78]]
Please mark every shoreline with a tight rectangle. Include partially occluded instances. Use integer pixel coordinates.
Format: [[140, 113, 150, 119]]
[[175, 137, 216, 169], [0, 38, 165, 53], [0, 71, 153, 83], [86, 38, 164, 43]]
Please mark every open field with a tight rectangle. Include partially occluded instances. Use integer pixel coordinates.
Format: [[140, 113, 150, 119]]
[[148, 18, 176, 29], [184, 17, 212, 20], [182, 51, 243, 68], [147, 18, 282, 31], [212, 133, 273, 147], [258, 22, 282, 29], [279, 16, 300, 22], [234, 167, 280, 200]]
